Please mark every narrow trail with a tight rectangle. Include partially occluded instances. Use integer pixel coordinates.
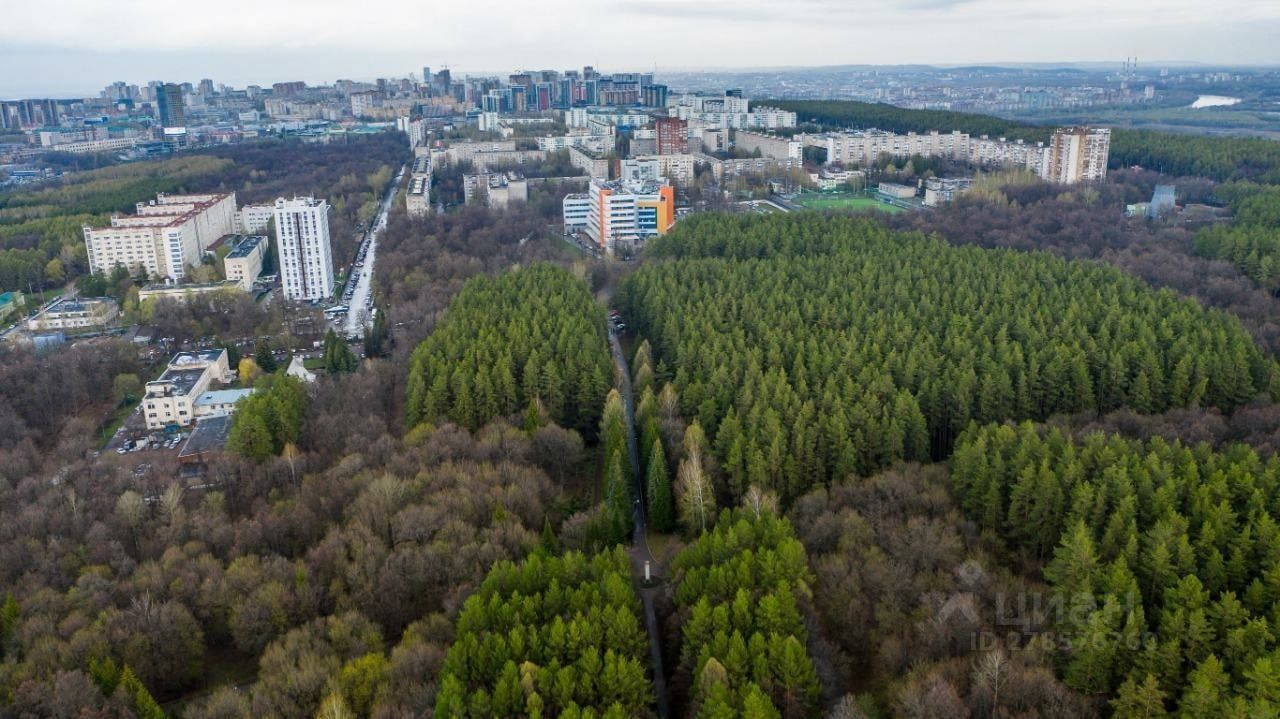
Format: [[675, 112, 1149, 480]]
[[609, 330, 670, 719]]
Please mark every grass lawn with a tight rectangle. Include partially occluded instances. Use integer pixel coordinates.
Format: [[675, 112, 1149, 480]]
[[793, 193, 904, 214]]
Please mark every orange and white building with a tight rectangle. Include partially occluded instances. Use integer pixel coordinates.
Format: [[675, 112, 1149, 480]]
[[563, 179, 675, 254]]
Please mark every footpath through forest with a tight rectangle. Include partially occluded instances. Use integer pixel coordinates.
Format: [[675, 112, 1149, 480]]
[[608, 329, 671, 719]]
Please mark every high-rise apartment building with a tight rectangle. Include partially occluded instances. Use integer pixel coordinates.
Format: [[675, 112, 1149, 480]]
[[655, 117, 688, 155], [156, 83, 186, 129], [1046, 127, 1111, 184], [274, 197, 334, 301]]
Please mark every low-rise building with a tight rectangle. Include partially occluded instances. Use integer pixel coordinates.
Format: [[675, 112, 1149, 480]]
[[877, 182, 918, 200], [139, 281, 241, 303], [237, 203, 275, 234], [224, 234, 266, 290], [193, 388, 255, 419], [142, 350, 233, 430], [27, 297, 117, 331], [923, 177, 973, 207]]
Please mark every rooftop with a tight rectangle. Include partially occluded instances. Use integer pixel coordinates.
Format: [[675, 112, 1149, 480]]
[[179, 415, 233, 459], [227, 235, 265, 259], [194, 388, 255, 407], [148, 367, 207, 397]]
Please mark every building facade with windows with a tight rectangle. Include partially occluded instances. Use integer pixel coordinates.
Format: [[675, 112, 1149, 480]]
[[84, 192, 237, 282], [274, 197, 334, 301], [562, 179, 675, 254], [143, 350, 234, 430]]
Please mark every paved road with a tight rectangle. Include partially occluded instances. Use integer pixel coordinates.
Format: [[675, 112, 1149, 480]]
[[343, 165, 404, 337], [609, 330, 670, 719]]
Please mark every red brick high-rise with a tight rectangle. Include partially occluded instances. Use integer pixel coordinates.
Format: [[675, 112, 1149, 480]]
[[655, 117, 688, 155]]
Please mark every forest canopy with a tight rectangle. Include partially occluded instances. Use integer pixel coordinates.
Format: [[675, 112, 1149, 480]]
[[433, 548, 653, 718], [617, 213, 1278, 503], [405, 263, 612, 438], [953, 422, 1280, 715]]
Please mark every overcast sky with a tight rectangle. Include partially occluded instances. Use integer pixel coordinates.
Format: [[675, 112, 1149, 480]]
[[3, 0, 1278, 97]]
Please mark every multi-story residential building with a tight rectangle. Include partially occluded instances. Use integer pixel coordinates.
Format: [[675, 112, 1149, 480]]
[[274, 197, 334, 301], [569, 145, 611, 180], [621, 154, 696, 185], [236, 203, 275, 234], [562, 179, 675, 254], [223, 235, 266, 290], [463, 172, 529, 208], [734, 130, 802, 160], [655, 117, 688, 155], [1046, 127, 1111, 184], [84, 192, 237, 282], [537, 134, 612, 154], [26, 297, 118, 331], [407, 175, 431, 217], [693, 154, 805, 183], [142, 350, 235, 430]]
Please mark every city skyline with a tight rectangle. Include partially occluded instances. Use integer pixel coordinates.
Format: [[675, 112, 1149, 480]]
[[4, 0, 1280, 96]]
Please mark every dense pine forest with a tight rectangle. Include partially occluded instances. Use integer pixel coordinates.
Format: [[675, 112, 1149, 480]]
[[434, 549, 653, 718], [405, 263, 612, 437], [616, 213, 1277, 501], [953, 423, 1280, 715], [671, 510, 820, 718]]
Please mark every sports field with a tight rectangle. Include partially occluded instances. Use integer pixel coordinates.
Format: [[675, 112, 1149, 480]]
[[791, 192, 905, 213]]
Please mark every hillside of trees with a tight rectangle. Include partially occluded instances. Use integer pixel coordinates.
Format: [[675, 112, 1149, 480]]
[[1194, 184, 1280, 289], [1109, 130, 1280, 183], [0, 133, 406, 293], [434, 548, 653, 718], [953, 422, 1280, 715], [760, 99, 1049, 143], [405, 263, 612, 437], [617, 213, 1277, 502]]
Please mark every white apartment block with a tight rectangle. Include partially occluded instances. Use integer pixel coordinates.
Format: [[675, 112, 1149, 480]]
[[622, 154, 696, 185], [237, 204, 275, 234], [84, 192, 236, 282], [734, 130, 803, 160], [537, 134, 612, 154], [1046, 127, 1111, 184], [274, 197, 334, 301], [463, 173, 529, 208], [800, 126, 1108, 184]]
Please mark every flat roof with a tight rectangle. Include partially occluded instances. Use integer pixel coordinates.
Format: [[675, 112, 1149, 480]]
[[227, 235, 265, 259], [151, 367, 206, 397], [194, 388, 255, 406], [179, 415, 233, 458]]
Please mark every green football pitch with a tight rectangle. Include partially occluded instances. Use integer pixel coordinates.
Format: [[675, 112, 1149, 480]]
[[791, 193, 904, 213]]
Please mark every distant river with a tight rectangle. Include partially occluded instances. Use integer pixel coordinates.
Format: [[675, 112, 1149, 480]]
[[1189, 95, 1242, 109]]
